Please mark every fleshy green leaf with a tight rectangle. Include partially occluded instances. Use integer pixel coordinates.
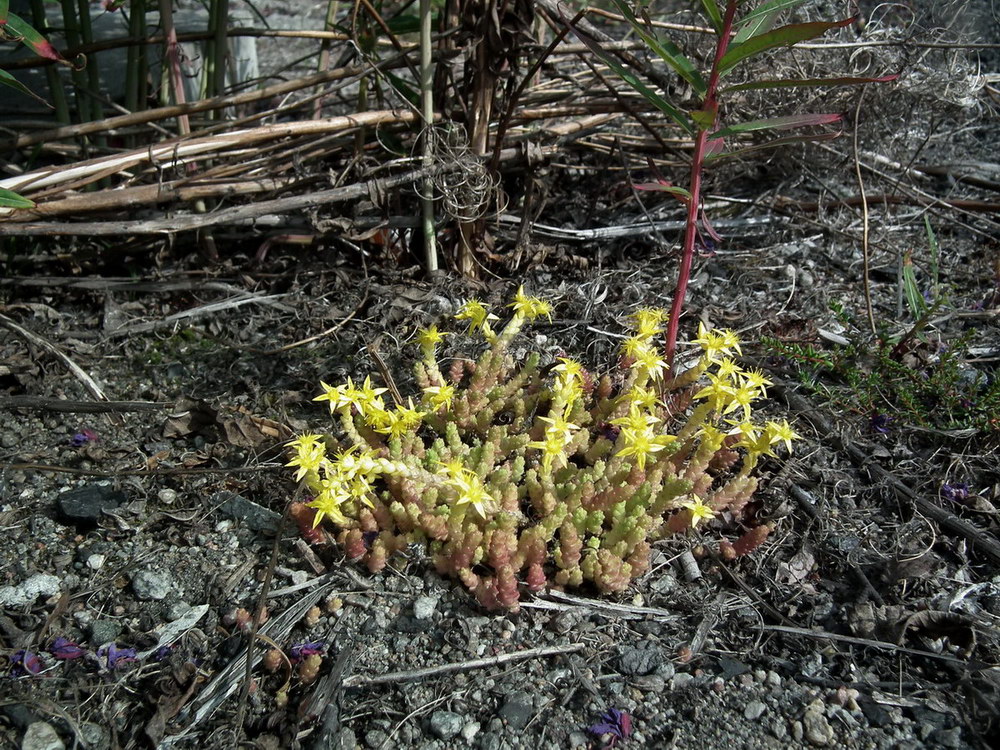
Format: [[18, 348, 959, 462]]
[[733, 0, 808, 44], [569, 21, 693, 135], [0, 68, 49, 105], [0, 187, 35, 209], [610, 0, 706, 96], [723, 74, 899, 93], [709, 113, 841, 139], [699, 0, 724, 33], [4, 10, 65, 62], [718, 17, 854, 73]]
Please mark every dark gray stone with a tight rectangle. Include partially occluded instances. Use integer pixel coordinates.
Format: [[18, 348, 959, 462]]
[[57, 485, 125, 525], [498, 690, 533, 730], [88, 619, 123, 645], [618, 643, 662, 676], [214, 492, 281, 533]]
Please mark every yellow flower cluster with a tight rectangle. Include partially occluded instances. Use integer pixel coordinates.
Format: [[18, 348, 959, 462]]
[[286, 438, 389, 527]]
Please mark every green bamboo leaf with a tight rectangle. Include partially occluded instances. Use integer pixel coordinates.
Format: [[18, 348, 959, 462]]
[[0, 68, 49, 105], [4, 10, 65, 62], [723, 74, 898, 93], [704, 130, 841, 161], [733, 0, 808, 44], [610, 0, 706, 96], [699, 0, 724, 33], [570, 22, 693, 135], [719, 17, 853, 73], [0, 187, 35, 209]]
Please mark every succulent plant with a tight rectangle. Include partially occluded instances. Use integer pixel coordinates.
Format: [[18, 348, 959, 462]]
[[287, 288, 798, 610]]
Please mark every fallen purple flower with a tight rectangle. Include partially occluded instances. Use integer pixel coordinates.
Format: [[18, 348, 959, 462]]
[[150, 645, 174, 661], [71, 428, 99, 447], [49, 637, 86, 660], [10, 650, 42, 677], [589, 707, 632, 745], [97, 643, 137, 669], [869, 413, 893, 434], [289, 641, 326, 661], [940, 483, 970, 503]]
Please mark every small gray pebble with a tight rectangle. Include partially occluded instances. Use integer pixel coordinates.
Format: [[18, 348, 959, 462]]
[[79, 723, 109, 750], [131, 569, 173, 601], [413, 595, 438, 620], [479, 732, 503, 750], [0, 573, 61, 607], [744, 700, 767, 720], [672, 672, 695, 689], [157, 488, 178, 504], [461, 721, 480, 743], [21, 721, 65, 750], [803, 701, 833, 746], [428, 710, 464, 741]]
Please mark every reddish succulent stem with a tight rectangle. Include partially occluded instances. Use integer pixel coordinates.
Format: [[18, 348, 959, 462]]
[[664, 1, 740, 372]]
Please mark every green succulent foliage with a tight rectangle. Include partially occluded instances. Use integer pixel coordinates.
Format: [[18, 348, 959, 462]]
[[288, 290, 799, 611]]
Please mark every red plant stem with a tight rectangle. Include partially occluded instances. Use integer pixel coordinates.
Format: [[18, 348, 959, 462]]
[[664, 1, 740, 372]]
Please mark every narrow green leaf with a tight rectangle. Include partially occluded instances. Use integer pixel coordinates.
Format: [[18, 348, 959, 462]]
[[719, 17, 853, 73], [902, 252, 927, 319], [610, 0, 706, 96], [710, 113, 841, 139], [723, 74, 899, 93], [704, 130, 841, 161], [5, 11, 65, 62], [0, 187, 35, 209], [633, 181, 692, 201], [0, 0, 9, 25], [699, 0, 724, 33], [569, 22, 693, 135], [734, 0, 808, 44], [0, 68, 50, 105]]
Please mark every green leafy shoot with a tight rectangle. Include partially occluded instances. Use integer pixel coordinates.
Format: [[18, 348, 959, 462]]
[[610, 0, 706, 96], [718, 17, 854, 74], [709, 113, 842, 140], [568, 21, 694, 135], [699, 0, 724, 33], [732, 0, 809, 44], [704, 129, 841, 162]]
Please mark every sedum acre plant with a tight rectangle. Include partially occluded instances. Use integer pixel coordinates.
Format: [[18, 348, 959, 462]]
[[287, 288, 798, 611]]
